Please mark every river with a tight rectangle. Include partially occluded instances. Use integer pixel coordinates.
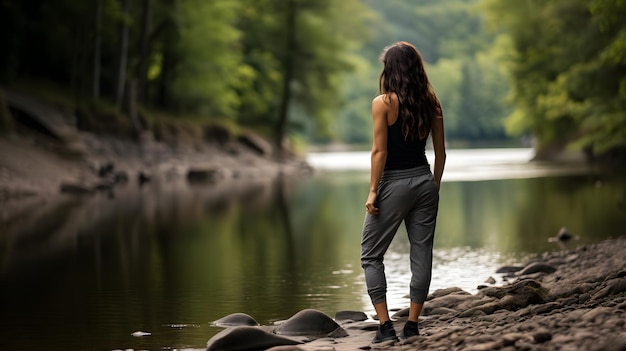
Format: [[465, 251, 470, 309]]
[[0, 148, 624, 351]]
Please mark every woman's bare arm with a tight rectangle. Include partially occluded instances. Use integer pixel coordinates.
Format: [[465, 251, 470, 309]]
[[431, 115, 446, 189], [365, 95, 389, 215]]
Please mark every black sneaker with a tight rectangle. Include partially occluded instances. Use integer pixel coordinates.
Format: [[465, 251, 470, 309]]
[[401, 320, 419, 339], [372, 320, 399, 343]]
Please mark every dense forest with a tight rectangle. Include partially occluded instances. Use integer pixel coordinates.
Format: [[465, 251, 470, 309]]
[[0, 0, 624, 162], [482, 0, 626, 162]]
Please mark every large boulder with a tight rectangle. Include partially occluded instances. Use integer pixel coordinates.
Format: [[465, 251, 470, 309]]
[[274, 309, 348, 337], [206, 326, 301, 351]]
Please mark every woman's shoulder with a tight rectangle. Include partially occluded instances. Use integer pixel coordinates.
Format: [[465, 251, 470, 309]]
[[373, 92, 399, 107]]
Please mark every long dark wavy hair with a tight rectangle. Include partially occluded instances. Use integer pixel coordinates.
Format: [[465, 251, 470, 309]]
[[379, 41, 442, 141]]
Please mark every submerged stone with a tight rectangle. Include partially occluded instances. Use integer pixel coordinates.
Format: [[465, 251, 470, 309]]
[[206, 326, 300, 351], [274, 309, 348, 337], [212, 313, 259, 327]]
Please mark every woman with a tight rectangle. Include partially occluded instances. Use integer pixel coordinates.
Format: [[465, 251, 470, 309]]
[[361, 41, 446, 343]]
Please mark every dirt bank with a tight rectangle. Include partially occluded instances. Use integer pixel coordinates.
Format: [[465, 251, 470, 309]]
[[0, 129, 312, 234]]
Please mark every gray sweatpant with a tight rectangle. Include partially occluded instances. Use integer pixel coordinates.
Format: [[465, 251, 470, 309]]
[[361, 166, 439, 305]]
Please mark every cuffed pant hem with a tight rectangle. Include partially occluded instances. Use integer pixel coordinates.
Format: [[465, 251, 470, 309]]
[[368, 287, 387, 305]]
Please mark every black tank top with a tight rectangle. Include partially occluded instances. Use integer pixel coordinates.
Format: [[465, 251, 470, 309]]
[[384, 109, 429, 170]]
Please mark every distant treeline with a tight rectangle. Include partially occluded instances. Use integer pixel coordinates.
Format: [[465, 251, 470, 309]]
[[1, 0, 624, 161]]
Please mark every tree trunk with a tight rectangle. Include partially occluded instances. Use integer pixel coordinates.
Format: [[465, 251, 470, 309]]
[[156, 3, 177, 111], [93, 0, 102, 100], [127, 79, 142, 136], [115, 0, 130, 108], [275, 0, 297, 151], [137, 0, 152, 104]]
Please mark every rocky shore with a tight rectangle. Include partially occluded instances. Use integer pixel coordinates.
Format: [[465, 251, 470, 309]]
[[0, 132, 311, 200], [204, 237, 626, 351]]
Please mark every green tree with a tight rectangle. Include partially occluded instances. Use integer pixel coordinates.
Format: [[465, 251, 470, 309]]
[[237, 0, 374, 147], [337, 0, 511, 145], [169, 0, 243, 117], [482, 0, 626, 160]]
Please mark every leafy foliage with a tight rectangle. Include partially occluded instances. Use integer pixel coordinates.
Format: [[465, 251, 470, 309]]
[[337, 0, 512, 145], [8, 0, 621, 157], [0, 0, 372, 147], [482, 0, 626, 158], [171, 0, 243, 117]]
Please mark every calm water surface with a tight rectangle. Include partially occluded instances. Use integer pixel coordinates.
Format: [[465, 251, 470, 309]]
[[1, 148, 624, 351]]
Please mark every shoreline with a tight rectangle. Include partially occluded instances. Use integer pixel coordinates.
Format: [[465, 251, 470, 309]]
[[206, 236, 626, 351], [0, 131, 312, 202], [1, 133, 625, 350]]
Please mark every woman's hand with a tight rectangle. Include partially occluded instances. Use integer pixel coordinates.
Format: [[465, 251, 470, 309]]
[[365, 191, 379, 215]]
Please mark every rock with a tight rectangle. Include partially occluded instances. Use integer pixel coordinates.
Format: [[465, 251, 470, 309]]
[[598, 336, 626, 351], [423, 293, 478, 315], [461, 280, 550, 317], [334, 310, 367, 322], [212, 313, 260, 327], [274, 309, 348, 337], [344, 321, 378, 331], [549, 284, 584, 299], [578, 293, 591, 304], [187, 168, 220, 183], [547, 227, 578, 249], [429, 307, 458, 315], [484, 276, 496, 284], [113, 171, 128, 183], [501, 332, 531, 346], [138, 170, 151, 184], [98, 162, 114, 177], [581, 306, 614, 322], [495, 265, 524, 274], [562, 309, 588, 323], [427, 287, 469, 300], [204, 124, 233, 145], [391, 308, 409, 318], [529, 301, 562, 315], [265, 346, 306, 351], [532, 328, 552, 343], [519, 262, 557, 275], [464, 340, 503, 351], [591, 277, 626, 300], [206, 326, 301, 351], [238, 131, 273, 156], [480, 279, 548, 302], [94, 180, 114, 191], [60, 182, 94, 194]]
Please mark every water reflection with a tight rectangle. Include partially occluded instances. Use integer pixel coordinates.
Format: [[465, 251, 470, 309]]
[[0, 151, 625, 351]]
